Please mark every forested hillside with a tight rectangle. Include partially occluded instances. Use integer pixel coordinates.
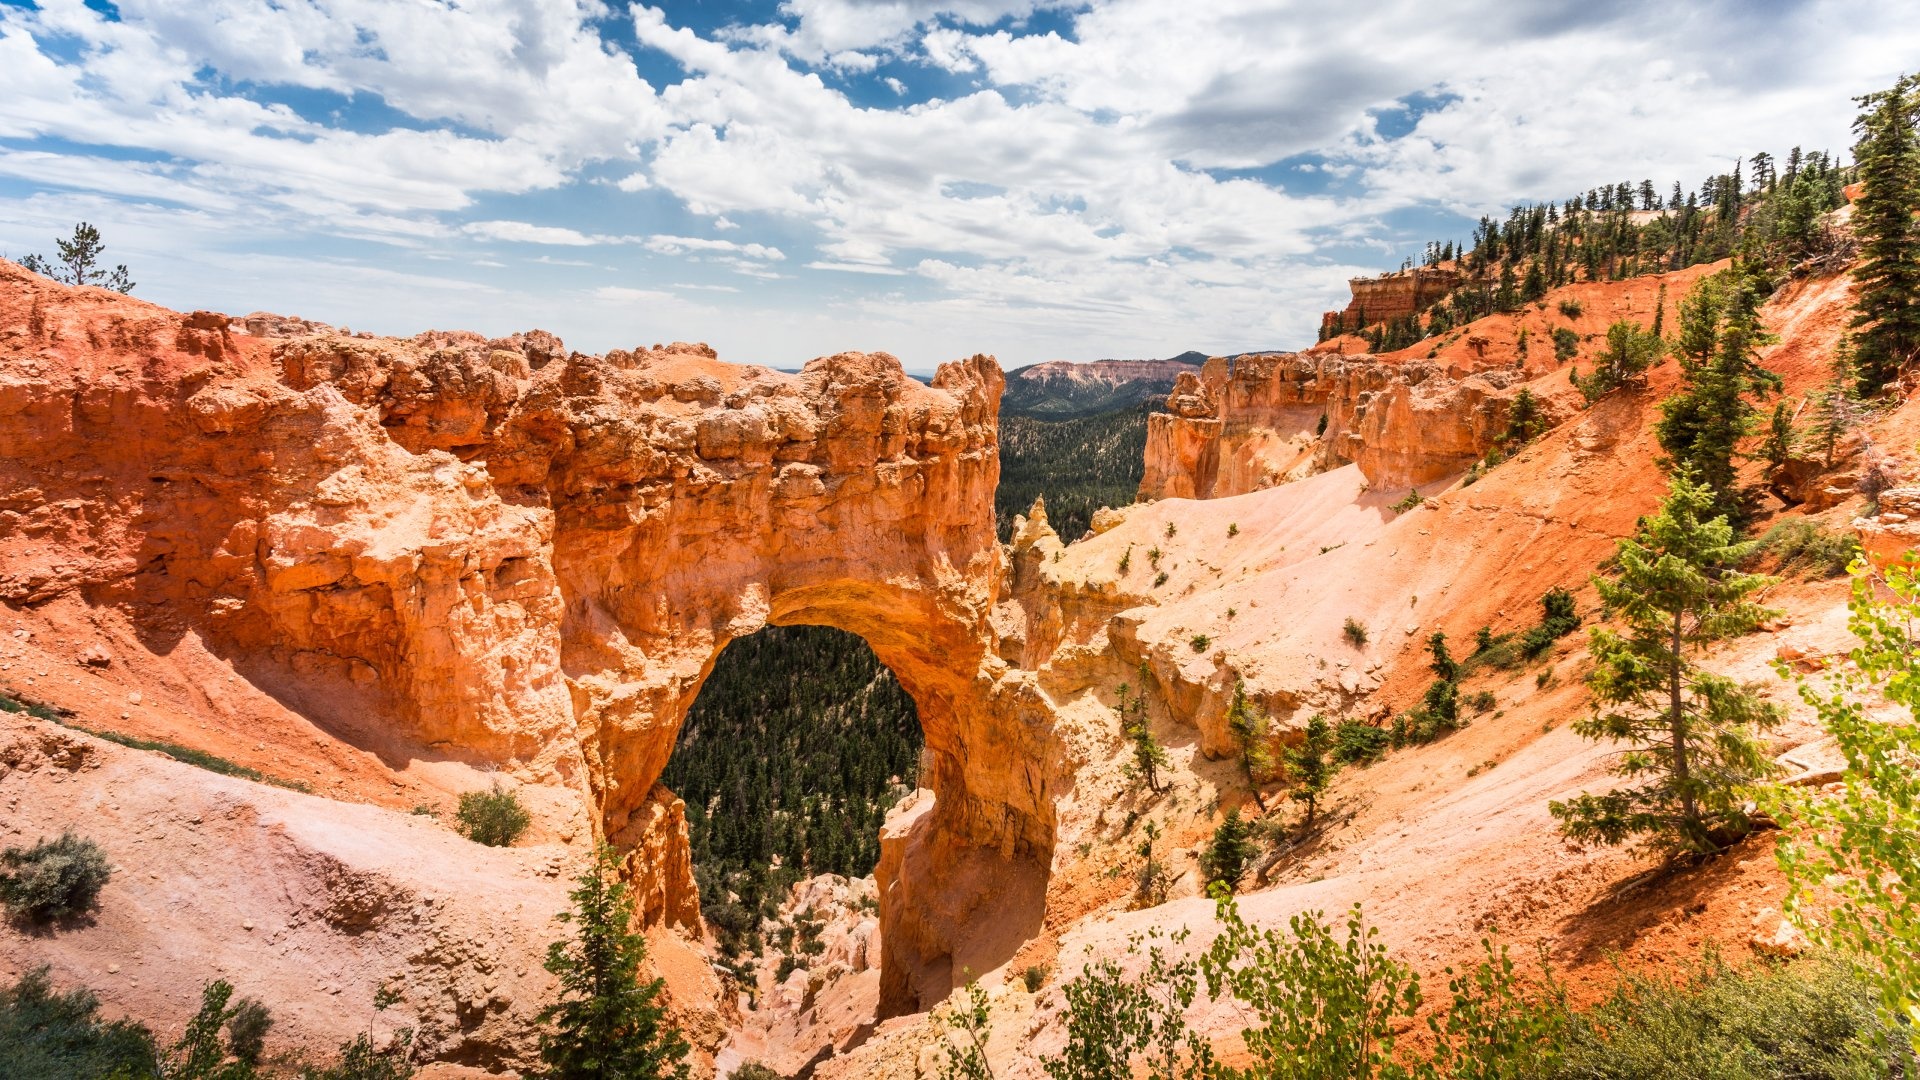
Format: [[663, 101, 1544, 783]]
[[995, 402, 1151, 541], [1000, 353, 1202, 416], [662, 625, 921, 957]]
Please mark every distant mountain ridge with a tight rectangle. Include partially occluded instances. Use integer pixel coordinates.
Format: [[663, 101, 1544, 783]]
[[1001, 352, 1207, 417]]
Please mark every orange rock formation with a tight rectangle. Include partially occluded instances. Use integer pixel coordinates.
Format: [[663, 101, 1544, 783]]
[[1138, 352, 1540, 500], [0, 259, 1049, 1020], [1318, 266, 1462, 337]]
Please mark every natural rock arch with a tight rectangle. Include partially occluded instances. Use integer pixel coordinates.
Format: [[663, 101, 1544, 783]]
[[0, 266, 1052, 1016], [532, 349, 1055, 1012]]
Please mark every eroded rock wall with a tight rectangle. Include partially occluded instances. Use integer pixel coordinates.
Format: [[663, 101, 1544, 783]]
[[0, 261, 1051, 1018], [1138, 352, 1531, 500], [1318, 267, 1462, 337]]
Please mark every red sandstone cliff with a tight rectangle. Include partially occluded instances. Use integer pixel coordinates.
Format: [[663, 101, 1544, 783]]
[[0, 258, 1049, 1031], [1318, 266, 1462, 338], [1138, 351, 1541, 500]]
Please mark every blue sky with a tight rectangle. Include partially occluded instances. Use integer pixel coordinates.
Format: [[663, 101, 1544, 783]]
[[0, 0, 1913, 374]]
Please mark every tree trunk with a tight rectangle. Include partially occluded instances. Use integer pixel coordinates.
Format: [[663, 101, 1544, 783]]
[[1669, 607, 1697, 835]]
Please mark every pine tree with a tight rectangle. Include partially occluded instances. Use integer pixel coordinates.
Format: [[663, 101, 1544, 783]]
[[1135, 820, 1173, 907], [537, 847, 690, 1080], [1201, 809, 1261, 892], [1656, 264, 1780, 515], [1805, 339, 1869, 466], [1759, 399, 1795, 470], [1282, 715, 1338, 833], [1501, 387, 1543, 446], [1426, 631, 1459, 683], [1848, 74, 1920, 394], [17, 222, 135, 294], [1572, 319, 1664, 403], [1550, 471, 1784, 856], [1117, 676, 1167, 794], [1225, 682, 1272, 811]]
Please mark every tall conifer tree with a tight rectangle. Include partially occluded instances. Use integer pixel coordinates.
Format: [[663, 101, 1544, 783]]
[[1849, 74, 1920, 394]]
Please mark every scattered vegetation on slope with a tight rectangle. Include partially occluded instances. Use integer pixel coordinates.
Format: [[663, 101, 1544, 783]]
[[957, 895, 1900, 1079]]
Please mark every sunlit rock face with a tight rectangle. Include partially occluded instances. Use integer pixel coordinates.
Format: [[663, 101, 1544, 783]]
[[1139, 352, 1533, 500], [0, 259, 1054, 1017]]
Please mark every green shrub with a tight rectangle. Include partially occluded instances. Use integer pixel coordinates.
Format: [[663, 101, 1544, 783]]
[[1519, 587, 1581, 659], [163, 978, 268, 1079], [456, 781, 531, 847], [1553, 326, 1580, 362], [1042, 930, 1214, 1079], [1343, 617, 1369, 648], [1041, 896, 1888, 1080], [227, 996, 273, 1067], [1755, 517, 1862, 579], [1557, 299, 1585, 319], [729, 1064, 782, 1080], [1189, 635, 1211, 653], [1390, 489, 1424, 514], [1201, 809, 1260, 892], [1463, 625, 1527, 675], [1468, 690, 1498, 714], [1331, 721, 1390, 766], [1546, 950, 1889, 1079], [1022, 964, 1049, 992], [1393, 680, 1466, 749], [1202, 902, 1422, 1078], [0, 967, 158, 1080], [1464, 638, 1523, 674], [300, 1030, 417, 1080], [1572, 319, 1663, 403], [0, 832, 111, 922], [0, 691, 65, 722]]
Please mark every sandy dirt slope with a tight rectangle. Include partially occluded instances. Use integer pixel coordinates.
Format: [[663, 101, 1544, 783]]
[[0, 715, 579, 1072], [820, 265, 1890, 1075]]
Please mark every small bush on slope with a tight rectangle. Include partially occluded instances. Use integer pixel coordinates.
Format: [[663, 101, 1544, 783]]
[[0, 831, 111, 922], [456, 780, 531, 847], [1547, 950, 1892, 1079], [1519, 587, 1582, 659], [1753, 517, 1862, 579], [1200, 810, 1260, 892], [1332, 720, 1391, 766]]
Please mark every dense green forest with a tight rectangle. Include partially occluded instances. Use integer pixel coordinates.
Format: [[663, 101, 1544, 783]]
[[662, 625, 921, 960], [995, 401, 1151, 542]]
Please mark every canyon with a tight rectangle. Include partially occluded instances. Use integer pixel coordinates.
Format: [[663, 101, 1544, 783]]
[[2, 252, 1911, 1077]]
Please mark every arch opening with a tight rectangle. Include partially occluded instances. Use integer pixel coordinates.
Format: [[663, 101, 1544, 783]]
[[661, 623, 924, 986]]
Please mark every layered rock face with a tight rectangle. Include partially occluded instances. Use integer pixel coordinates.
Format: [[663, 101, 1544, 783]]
[[1139, 352, 1532, 501], [1319, 267, 1461, 336], [0, 261, 1051, 1017]]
